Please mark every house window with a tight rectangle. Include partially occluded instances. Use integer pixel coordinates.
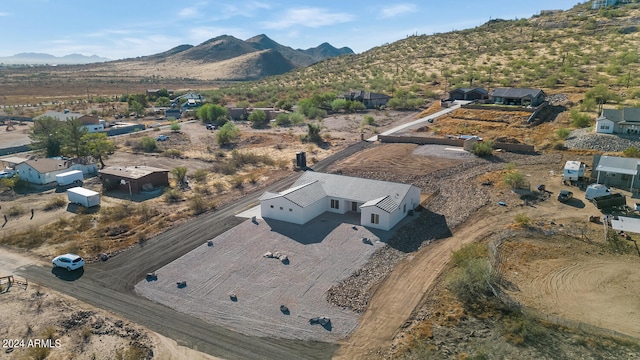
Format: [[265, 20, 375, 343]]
[[289, 208, 292, 212], [403, 204, 406, 213], [371, 213, 379, 224], [270, 205, 274, 208], [331, 199, 340, 209], [280, 206, 283, 210], [600, 125, 610, 130]]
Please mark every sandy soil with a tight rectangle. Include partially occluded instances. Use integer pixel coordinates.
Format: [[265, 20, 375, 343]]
[[0, 276, 221, 360]]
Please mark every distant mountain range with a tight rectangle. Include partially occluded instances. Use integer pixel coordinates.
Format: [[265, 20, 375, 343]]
[[0, 53, 111, 65], [0, 35, 353, 81], [112, 34, 354, 80]]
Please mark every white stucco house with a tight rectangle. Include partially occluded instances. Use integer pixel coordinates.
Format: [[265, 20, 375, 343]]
[[259, 172, 421, 231], [15, 158, 98, 185]]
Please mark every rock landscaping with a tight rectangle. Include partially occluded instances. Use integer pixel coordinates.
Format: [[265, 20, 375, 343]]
[[565, 128, 640, 152]]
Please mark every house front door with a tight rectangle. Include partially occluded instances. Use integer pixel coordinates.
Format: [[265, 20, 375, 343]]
[[351, 202, 358, 212]]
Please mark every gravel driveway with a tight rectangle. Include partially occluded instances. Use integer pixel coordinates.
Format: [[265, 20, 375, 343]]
[[135, 211, 398, 342]]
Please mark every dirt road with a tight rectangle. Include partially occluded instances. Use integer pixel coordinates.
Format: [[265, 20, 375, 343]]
[[334, 211, 501, 359], [12, 141, 371, 360]]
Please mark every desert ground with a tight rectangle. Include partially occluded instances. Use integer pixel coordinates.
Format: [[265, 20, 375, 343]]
[[2, 102, 640, 358]]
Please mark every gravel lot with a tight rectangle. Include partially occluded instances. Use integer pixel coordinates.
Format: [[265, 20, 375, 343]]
[[135, 211, 407, 342], [565, 128, 640, 152]]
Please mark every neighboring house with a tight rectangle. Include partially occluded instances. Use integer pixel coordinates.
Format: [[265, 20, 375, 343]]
[[173, 93, 204, 110], [228, 107, 249, 120], [105, 122, 146, 136], [15, 158, 71, 185], [337, 90, 391, 109], [592, 155, 640, 191], [99, 166, 169, 193], [592, 0, 618, 9], [259, 172, 421, 231], [35, 111, 104, 133], [448, 87, 489, 101], [595, 108, 640, 134], [165, 108, 181, 120], [76, 115, 104, 133], [490, 88, 546, 107], [146, 89, 174, 98]]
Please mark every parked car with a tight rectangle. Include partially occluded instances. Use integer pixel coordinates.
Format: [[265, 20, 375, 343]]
[[557, 190, 573, 203], [206, 123, 217, 130], [156, 135, 170, 141], [52, 253, 85, 271]]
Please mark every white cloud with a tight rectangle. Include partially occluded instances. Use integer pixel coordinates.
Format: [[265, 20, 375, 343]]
[[209, 1, 272, 20], [0, 12, 10, 16], [179, 7, 199, 18], [262, 7, 354, 29], [380, 4, 417, 18]]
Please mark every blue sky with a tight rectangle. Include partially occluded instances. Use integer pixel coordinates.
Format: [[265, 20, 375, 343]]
[[0, 0, 582, 59]]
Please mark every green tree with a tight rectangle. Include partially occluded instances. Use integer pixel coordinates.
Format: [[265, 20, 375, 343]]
[[348, 101, 366, 112], [248, 110, 269, 128], [155, 96, 171, 107], [170, 122, 181, 132], [290, 112, 305, 125], [139, 137, 157, 152], [129, 100, 144, 117], [172, 166, 188, 187], [504, 170, 526, 189], [555, 128, 570, 139], [62, 118, 88, 158], [127, 93, 149, 108], [197, 104, 228, 125], [83, 133, 115, 168], [216, 122, 240, 146], [275, 113, 291, 126], [570, 110, 592, 128], [331, 98, 348, 112], [304, 123, 323, 144], [29, 116, 65, 157], [471, 140, 494, 157]]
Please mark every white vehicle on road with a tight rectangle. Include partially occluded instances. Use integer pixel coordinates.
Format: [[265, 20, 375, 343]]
[[52, 253, 85, 271]]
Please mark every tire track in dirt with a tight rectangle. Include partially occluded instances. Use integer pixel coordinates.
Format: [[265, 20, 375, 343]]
[[523, 258, 640, 338]]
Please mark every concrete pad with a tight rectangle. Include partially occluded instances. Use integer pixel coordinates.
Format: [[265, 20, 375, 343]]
[[135, 212, 393, 342], [235, 205, 262, 219]]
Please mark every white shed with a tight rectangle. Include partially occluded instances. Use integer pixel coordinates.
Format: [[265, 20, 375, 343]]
[[596, 116, 614, 134]]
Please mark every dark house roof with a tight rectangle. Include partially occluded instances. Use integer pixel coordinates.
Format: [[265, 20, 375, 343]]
[[450, 88, 488, 95], [491, 88, 545, 99], [602, 108, 640, 123], [337, 90, 391, 101]]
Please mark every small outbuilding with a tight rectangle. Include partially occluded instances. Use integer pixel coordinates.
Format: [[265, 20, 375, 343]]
[[592, 155, 640, 191], [448, 87, 489, 101], [99, 165, 169, 193]]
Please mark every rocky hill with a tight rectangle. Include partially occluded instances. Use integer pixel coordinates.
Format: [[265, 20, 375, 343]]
[[57, 34, 353, 81]]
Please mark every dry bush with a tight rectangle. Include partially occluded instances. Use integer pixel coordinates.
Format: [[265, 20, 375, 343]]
[[212, 181, 226, 193], [162, 149, 183, 158], [189, 196, 216, 215], [7, 204, 25, 217], [100, 204, 131, 222], [0, 225, 53, 248], [135, 203, 158, 221], [164, 188, 184, 203], [43, 196, 67, 211], [192, 169, 208, 183], [194, 185, 212, 196]]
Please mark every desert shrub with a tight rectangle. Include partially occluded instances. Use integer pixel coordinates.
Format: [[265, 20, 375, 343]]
[[194, 185, 212, 196], [135, 203, 158, 221], [28, 346, 50, 360], [555, 128, 570, 139], [100, 204, 131, 222], [275, 113, 291, 126], [189, 196, 215, 215], [363, 115, 375, 125], [230, 175, 244, 189], [0, 225, 53, 248], [170, 122, 181, 132], [446, 245, 498, 306], [623, 146, 640, 158], [192, 169, 208, 183], [289, 112, 305, 125], [505, 162, 516, 171], [302, 123, 323, 144], [248, 110, 269, 128], [471, 141, 494, 157], [44, 196, 67, 211], [7, 204, 25, 217], [570, 110, 591, 128], [228, 150, 275, 169], [514, 213, 531, 227], [504, 171, 526, 189], [502, 311, 550, 346], [451, 242, 486, 266], [162, 149, 182, 158], [212, 181, 226, 193], [115, 345, 152, 360], [136, 137, 157, 152], [216, 122, 240, 146], [606, 229, 633, 254], [552, 141, 566, 150], [163, 188, 183, 203]]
